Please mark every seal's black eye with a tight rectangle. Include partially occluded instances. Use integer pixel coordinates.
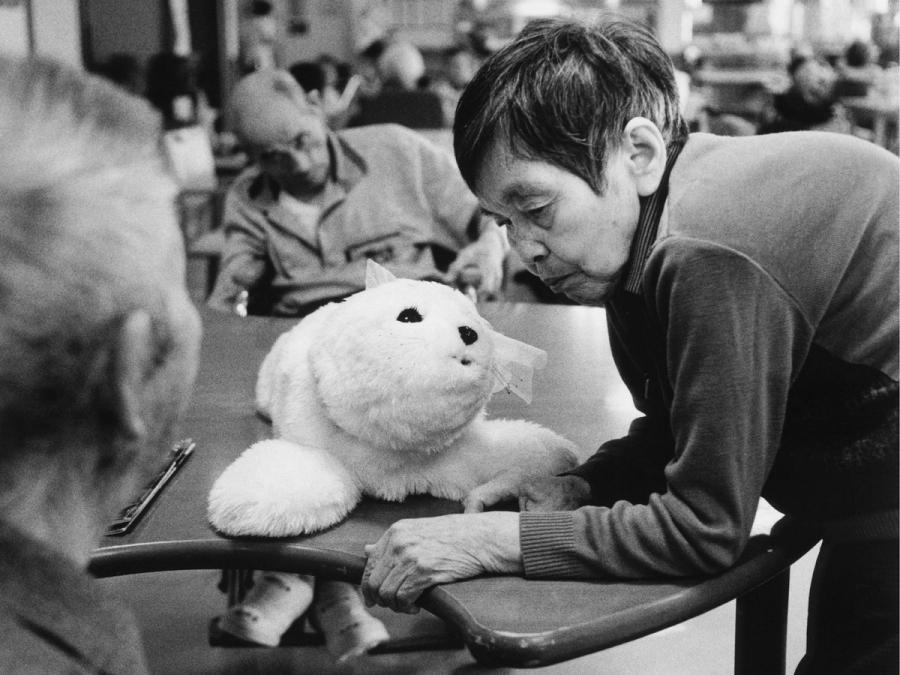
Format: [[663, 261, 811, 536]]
[[458, 325, 478, 345], [397, 307, 422, 323]]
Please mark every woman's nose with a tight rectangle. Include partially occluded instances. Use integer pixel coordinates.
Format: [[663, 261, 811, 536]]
[[289, 150, 311, 173], [513, 238, 548, 266]]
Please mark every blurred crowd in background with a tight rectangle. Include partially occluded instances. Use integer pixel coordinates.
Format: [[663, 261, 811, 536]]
[[90, 21, 486, 154], [92, 22, 898, 162]]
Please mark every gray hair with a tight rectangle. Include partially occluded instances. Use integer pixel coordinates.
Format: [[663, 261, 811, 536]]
[[378, 41, 426, 89], [454, 15, 688, 194], [0, 57, 182, 457], [226, 68, 319, 149]]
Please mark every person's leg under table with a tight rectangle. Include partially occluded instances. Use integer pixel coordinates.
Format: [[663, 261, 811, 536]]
[[796, 536, 899, 674]]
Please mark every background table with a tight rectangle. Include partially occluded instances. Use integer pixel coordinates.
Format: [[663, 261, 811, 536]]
[[93, 303, 819, 671], [841, 94, 900, 151]]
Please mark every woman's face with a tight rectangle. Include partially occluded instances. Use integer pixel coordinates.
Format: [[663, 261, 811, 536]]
[[474, 139, 643, 306]]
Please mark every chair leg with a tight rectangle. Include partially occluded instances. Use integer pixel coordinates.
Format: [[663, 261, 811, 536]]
[[217, 568, 255, 606], [734, 568, 790, 675]]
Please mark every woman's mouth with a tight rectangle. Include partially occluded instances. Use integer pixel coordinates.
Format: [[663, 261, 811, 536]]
[[545, 271, 622, 304], [544, 272, 578, 294], [540, 273, 573, 293]]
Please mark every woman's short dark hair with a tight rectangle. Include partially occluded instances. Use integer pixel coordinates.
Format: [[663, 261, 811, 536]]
[[453, 15, 687, 194]]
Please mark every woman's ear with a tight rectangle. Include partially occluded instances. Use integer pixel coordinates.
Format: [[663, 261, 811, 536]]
[[111, 310, 155, 442], [621, 117, 667, 197]]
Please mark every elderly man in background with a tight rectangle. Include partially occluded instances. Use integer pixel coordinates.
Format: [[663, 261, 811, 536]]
[[377, 41, 429, 90], [207, 69, 506, 317], [0, 57, 201, 674]]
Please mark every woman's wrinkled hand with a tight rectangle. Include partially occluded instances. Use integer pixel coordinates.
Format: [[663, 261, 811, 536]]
[[361, 512, 521, 613]]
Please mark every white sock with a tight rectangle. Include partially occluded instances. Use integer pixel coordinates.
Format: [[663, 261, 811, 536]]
[[312, 580, 390, 661], [219, 572, 315, 647]]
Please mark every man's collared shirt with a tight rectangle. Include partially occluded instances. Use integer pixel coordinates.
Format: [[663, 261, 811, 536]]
[[208, 124, 482, 315]]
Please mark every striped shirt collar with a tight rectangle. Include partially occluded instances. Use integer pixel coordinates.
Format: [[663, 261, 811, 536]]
[[622, 139, 685, 295]]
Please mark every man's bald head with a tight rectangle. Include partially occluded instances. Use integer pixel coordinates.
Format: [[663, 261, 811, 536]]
[[227, 69, 324, 150]]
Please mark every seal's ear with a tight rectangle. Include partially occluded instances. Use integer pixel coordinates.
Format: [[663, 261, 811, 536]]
[[489, 330, 548, 404], [365, 260, 398, 289]]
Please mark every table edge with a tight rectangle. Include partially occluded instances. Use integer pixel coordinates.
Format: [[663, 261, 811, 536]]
[[90, 517, 820, 668]]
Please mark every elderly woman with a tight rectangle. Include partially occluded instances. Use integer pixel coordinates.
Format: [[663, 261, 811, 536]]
[[362, 16, 898, 675]]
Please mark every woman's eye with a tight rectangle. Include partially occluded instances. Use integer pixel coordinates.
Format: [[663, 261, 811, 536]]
[[397, 308, 423, 323], [526, 203, 549, 218], [260, 150, 284, 164]]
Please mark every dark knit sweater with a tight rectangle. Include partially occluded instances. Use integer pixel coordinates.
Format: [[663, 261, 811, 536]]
[[520, 131, 899, 579]]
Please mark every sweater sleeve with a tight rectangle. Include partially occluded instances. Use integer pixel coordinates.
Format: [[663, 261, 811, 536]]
[[561, 291, 675, 506], [414, 131, 481, 250], [521, 242, 813, 578], [207, 184, 269, 312], [565, 416, 670, 506]]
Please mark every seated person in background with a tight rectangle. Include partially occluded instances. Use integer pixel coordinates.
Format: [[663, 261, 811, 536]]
[[836, 40, 882, 97], [96, 52, 145, 96], [758, 55, 852, 134], [289, 61, 340, 109], [431, 46, 480, 125], [878, 41, 899, 69], [288, 60, 351, 129], [349, 41, 448, 128], [239, 0, 278, 73], [208, 69, 507, 316], [377, 40, 429, 91], [0, 57, 201, 673], [145, 52, 212, 131], [354, 39, 387, 98]]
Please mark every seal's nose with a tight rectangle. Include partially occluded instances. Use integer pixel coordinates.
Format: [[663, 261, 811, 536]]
[[458, 325, 478, 346]]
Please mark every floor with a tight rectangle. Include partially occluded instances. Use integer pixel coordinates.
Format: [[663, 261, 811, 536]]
[[100, 543, 819, 674]]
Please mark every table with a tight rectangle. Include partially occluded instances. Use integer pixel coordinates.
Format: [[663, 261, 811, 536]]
[[841, 95, 900, 151], [693, 69, 788, 90], [91, 304, 820, 671], [692, 69, 788, 121]]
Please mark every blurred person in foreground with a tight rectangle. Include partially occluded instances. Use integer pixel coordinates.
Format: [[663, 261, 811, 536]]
[[0, 57, 201, 673], [361, 16, 898, 674], [208, 69, 506, 316]]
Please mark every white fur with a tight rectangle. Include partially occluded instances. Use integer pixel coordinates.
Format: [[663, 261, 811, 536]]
[[207, 439, 360, 536], [208, 267, 578, 537]]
